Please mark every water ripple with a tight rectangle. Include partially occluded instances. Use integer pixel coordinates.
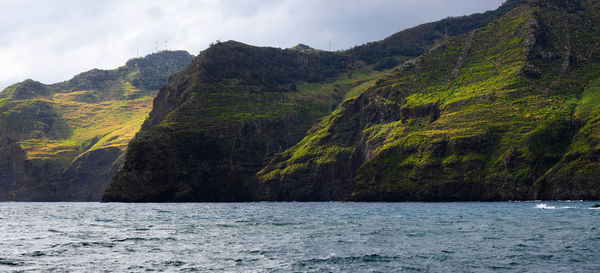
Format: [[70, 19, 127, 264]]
[[0, 201, 598, 272]]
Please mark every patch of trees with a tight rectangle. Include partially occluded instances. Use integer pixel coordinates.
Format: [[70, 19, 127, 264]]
[[197, 42, 352, 88]]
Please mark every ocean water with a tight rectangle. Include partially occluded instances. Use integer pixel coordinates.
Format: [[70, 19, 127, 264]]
[[0, 202, 599, 272]]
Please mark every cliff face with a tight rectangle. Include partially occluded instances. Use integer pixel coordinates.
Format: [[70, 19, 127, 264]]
[[104, 42, 360, 201], [103, 0, 577, 202], [257, 0, 600, 201], [105, 0, 600, 202], [0, 50, 194, 201]]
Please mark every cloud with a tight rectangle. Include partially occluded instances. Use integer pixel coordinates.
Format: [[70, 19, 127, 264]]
[[0, 0, 505, 90]]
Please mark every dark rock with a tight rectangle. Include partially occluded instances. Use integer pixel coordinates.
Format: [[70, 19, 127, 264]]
[[521, 64, 542, 78]]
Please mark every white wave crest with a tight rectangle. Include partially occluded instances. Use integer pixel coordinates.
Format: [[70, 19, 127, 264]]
[[534, 203, 574, 209]]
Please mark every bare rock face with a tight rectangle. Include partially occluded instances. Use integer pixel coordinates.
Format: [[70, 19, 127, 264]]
[[57, 146, 123, 201], [0, 137, 52, 201]]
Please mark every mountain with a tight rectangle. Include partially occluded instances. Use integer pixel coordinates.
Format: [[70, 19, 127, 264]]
[[103, 0, 537, 202], [103, 41, 373, 201], [290, 44, 316, 52], [256, 0, 600, 201], [0, 50, 194, 201], [347, 0, 524, 70]]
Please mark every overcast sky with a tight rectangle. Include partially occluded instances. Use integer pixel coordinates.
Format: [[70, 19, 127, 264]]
[[0, 0, 505, 90]]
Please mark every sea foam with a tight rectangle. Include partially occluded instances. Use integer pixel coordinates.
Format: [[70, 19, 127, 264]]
[[534, 203, 574, 209]]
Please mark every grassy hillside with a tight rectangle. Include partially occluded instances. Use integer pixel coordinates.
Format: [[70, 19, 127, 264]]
[[257, 0, 600, 201], [0, 51, 194, 201]]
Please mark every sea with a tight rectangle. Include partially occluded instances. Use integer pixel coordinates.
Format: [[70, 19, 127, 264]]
[[0, 202, 598, 272]]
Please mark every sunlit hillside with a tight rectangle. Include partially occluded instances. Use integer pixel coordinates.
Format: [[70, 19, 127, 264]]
[[0, 51, 194, 200]]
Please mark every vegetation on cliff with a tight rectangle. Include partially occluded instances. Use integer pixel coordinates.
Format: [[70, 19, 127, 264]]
[[257, 0, 600, 201], [347, 0, 525, 70], [102, 0, 569, 202], [0, 51, 194, 201], [104, 42, 385, 201]]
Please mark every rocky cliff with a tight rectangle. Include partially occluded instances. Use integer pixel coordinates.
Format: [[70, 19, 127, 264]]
[[103, 0, 538, 202], [0, 50, 194, 201], [104, 42, 359, 201], [257, 0, 600, 201]]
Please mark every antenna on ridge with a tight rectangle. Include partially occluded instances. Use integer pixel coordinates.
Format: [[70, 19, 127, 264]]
[[165, 40, 168, 51]]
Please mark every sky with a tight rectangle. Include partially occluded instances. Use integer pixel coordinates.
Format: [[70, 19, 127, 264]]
[[0, 0, 505, 91]]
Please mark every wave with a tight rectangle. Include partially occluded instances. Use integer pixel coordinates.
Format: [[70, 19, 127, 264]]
[[0, 257, 24, 266], [113, 236, 177, 243], [298, 253, 400, 265], [534, 203, 574, 209]]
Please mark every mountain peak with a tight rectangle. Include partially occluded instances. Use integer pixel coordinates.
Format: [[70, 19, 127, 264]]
[[117, 50, 195, 90], [0, 49, 194, 201], [0, 79, 49, 100], [290, 44, 315, 52], [124, 50, 194, 69]]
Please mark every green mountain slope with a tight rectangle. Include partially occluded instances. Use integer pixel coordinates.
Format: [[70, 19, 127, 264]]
[[102, 0, 559, 202], [104, 42, 376, 201], [257, 0, 600, 201], [0, 51, 194, 201], [348, 0, 524, 70]]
